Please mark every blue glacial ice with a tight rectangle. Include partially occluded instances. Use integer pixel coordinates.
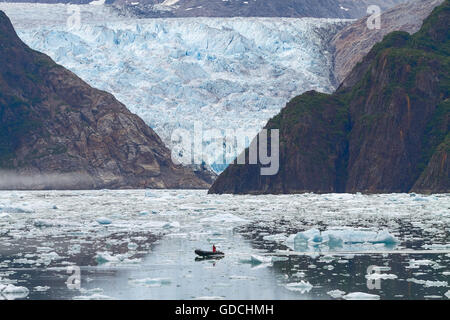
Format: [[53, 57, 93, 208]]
[[285, 227, 399, 252], [0, 3, 351, 171]]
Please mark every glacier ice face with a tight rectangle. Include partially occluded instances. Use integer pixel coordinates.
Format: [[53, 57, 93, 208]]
[[0, 3, 350, 171]]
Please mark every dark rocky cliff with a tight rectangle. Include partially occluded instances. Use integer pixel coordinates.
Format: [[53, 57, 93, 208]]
[[209, 1, 449, 194], [0, 10, 210, 190]]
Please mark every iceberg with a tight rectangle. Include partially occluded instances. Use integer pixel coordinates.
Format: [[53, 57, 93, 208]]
[[285, 227, 398, 251]]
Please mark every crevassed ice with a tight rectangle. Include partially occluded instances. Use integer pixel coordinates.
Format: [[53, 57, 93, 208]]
[[0, 3, 350, 172]]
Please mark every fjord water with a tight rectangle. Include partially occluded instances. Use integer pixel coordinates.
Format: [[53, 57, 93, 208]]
[[0, 190, 448, 300]]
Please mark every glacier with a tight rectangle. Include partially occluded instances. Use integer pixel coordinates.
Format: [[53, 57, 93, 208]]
[[0, 3, 351, 171]]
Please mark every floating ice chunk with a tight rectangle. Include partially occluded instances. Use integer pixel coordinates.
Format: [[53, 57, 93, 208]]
[[95, 252, 141, 265], [342, 292, 380, 300], [250, 255, 272, 265], [96, 217, 112, 225], [327, 289, 346, 299], [34, 286, 50, 292], [406, 259, 436, 269], [163, 221, 180, 229], [272, 256, 289, 262], [145, 190, 157, 197], [1, 284, 29, 299], [0, 206, 33, 214], [365, 273, 397, 280], [413, 197, 429, 202], [229, 275, 257, 280], [127, 242, 138, 250], [406, 279, 448, 287], [201, 213, 248, 224], [0, 212, 11, 219], [285, 281, 313, 293], [263, 233, 287, 242], [129, 277, 171, 287], [139, 211, 149, 216], [73, 294, 114, 300], [445, 291, 450, 299], [285, 227, 398, 251], [80, 288, 104, 294], [33, 219, 53, 228]]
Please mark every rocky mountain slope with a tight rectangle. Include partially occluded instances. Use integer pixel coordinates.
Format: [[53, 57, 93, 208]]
[[332, 0, 444, 85], [0, 0, 406, 18], [209, 0, 449, 194], [0, 10, 211, 190], [113, 0, 407, 19]]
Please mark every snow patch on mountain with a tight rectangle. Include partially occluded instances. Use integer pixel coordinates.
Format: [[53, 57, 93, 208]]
[[0, 4, 350, 171]]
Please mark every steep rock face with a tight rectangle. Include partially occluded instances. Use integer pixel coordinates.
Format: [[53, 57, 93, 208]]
[[209, 1, 449, 194], [332, 0, 444, 85], [113, 0, 407, 19], [0, 10, 210, 190]]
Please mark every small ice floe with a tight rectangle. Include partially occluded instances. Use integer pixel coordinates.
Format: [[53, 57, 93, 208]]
[[96, 217, 112, 225], [327, 289, 346, 299], [285, 227, 398, 252], [127, 242, 138, 250], [285, 281, 313, 293], [34, 286, 50, 292], [73, 294, 114, 300], [201, 213, 248, 224], [163, 221, 180, 229], [423, 244, 450, 250], [139, 211, 149, 216], [406, 259, 436, 269], [144, 190, 157, 197], [1, 284, 29, 300], [250, 255, 272, 265], [80, 288, 104, 295], [194, 296, 225, 300], [342, 292, 380, 300], [0, 212, 11, 219], [292, 272, 306, 278], [365, 273, 397, 280], [445, 291, 450, 299], [263, 233, 287, 242], [37, 252, 61, 266], [0, 206, 33, 214], [406, 279, 448, 287], [33, 219, 53, 228], [229, 275, 257, 281], [129, 277, 171, 287], [95, 252, 141, 265], [271, 256, 289, 262]]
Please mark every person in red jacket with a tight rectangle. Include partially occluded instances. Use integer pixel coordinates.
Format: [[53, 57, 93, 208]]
[[212, 245, 216, 253]]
